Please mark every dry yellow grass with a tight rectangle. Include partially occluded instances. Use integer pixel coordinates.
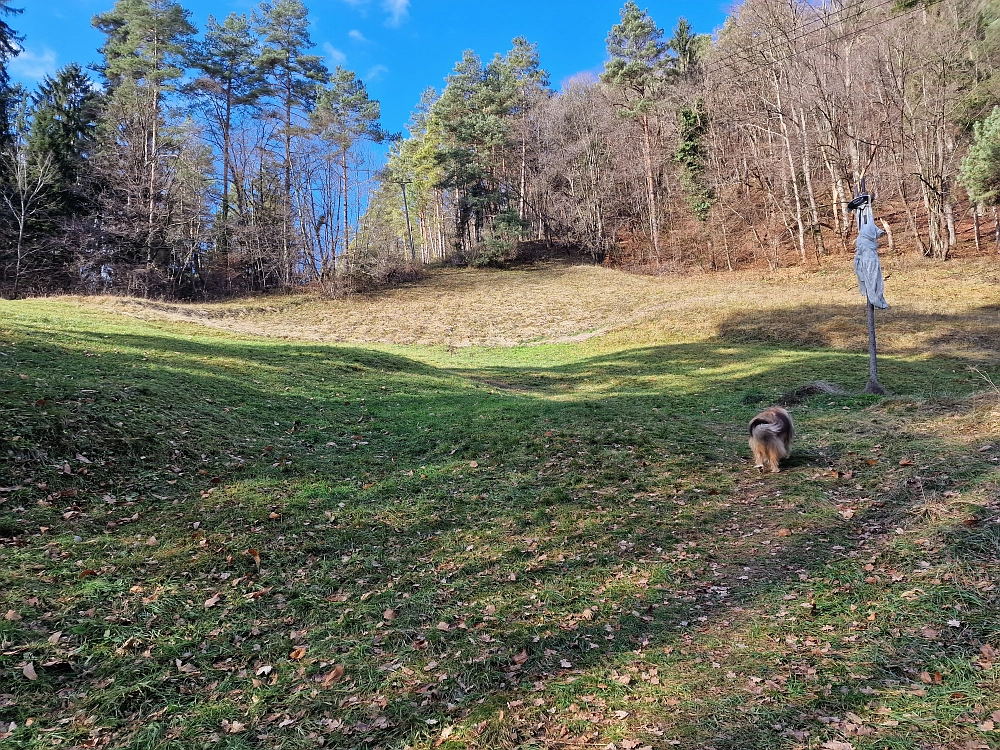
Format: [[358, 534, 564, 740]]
[[70, 255, 1000, 361]]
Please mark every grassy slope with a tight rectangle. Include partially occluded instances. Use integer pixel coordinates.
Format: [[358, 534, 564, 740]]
[[1, 259, 998, 750]]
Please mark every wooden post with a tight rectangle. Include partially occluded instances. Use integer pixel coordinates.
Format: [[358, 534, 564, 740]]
[[865, 301, 886, 394]]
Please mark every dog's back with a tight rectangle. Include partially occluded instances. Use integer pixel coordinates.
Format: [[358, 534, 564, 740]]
[[749, 407, 794, 471]]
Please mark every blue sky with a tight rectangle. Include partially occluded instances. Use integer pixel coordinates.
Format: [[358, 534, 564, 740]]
[[9, 0, 731, 134]]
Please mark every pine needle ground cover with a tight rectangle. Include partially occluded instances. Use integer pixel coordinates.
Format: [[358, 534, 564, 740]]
[[1, 259, 998, 750]]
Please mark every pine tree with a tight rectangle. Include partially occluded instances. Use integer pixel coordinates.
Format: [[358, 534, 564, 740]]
[[433, 50, 491, 251], [92, 0, 196, 271], [500, 37, 549, 221], [601, 1, 670, 259], [255, 0, 328, 283], [382, 87, 449, 262], [189, 13, 266, 231], [312, 66, 383, 264], [93, 0, 195, 92]]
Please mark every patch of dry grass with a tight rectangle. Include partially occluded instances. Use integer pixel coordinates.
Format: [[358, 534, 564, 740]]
[[71, 257, 1000, 364]]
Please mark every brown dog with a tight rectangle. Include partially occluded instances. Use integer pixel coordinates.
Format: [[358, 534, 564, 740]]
[[749, 407, 794, 472]]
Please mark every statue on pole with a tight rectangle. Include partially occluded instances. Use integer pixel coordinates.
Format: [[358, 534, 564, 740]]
[[849, 180, 888, 394]]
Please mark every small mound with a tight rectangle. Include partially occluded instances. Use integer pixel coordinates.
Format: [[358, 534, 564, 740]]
[[779, 380, 847, 405]]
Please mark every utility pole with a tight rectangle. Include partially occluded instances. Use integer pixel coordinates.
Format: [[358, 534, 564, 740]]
[[398, 180, 416, 262]]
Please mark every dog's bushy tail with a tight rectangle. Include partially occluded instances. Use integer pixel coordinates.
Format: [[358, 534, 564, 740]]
[[751, 421, 784, 438], [750, 422, 789, 458]]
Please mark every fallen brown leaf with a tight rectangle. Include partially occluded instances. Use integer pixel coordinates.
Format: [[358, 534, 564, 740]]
[[320, 664, 345, 686]]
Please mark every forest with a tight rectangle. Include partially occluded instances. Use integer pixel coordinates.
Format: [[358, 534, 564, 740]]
[[1, 0, 999, 299]]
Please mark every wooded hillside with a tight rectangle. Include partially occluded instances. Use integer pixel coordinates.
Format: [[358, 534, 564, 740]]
[[1, 0, 999, 299]]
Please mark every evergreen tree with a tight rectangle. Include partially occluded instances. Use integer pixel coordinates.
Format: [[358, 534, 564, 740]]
[[92, 0, 196, 272], [312, 66, 383, 262], [432, 50, 493, 251], [13, 66, 101, 290], [960, 105, 1000, 205], [0, 1, 24, 149], [499, 37, 549, 220], [93, 0, 195, 91], [381, 87, 447, 261], [255, 0, 328, 283], [667, 17, 702, 76], [601, 1, 670, 258], [0, 0, 19, 68], [189, 13, 266, 229], [28, 64, 102, 199]]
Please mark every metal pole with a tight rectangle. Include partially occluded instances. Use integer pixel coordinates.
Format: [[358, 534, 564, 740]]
[[865, 301, 886, 394], [400, 181, 416, 262]]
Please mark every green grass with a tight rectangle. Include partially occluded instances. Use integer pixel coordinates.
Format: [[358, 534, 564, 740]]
[[1, 271, 999, 750]]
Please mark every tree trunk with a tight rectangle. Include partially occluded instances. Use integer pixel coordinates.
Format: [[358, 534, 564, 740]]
[[880, 219, 894, 253], [221, 84, 233, 291], [518, 112, 527, 220], [283, 70, 293, 285], [12, 211, 25, 299], [342, 147, 350, 262], [994, 206, 999, 252], [721, 219, 732, 271], [774, 76, 806, 264], [798, 107, 824, 261], [640, 114, 660, 263], [944, 199, 956, 253], [973, 205, 981, 253], [897, 173, 927, 255], [148, 79, 160, 274]]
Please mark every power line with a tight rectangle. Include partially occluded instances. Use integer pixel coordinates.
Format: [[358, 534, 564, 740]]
[[703, 0, 895, 79], [703, 0, 938, 82]]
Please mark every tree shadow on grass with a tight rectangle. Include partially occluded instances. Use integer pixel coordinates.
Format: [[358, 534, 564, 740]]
[[715, 301, 1000, 365], [2, 308, 998, 749]]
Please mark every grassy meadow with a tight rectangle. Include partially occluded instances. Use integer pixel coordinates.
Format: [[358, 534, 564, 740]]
[[1, 257, 999, 750]]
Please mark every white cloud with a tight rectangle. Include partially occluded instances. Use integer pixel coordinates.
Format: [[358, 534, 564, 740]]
[[323, 42, 347, 66], [348, 29, 368, 43], [365, 64, 389, 82], [9, 47, 58, 82], [382, 0, 409, 26]]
